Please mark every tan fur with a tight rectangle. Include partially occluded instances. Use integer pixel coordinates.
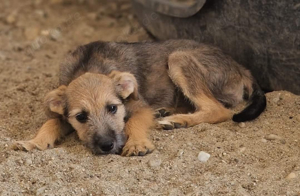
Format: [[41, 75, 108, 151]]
[[122, 104, 155, 156], [12, 40, 265, 156], [157, 51, 232, 128], [13, 72, 154, 156], [12, 119, 65, 151]]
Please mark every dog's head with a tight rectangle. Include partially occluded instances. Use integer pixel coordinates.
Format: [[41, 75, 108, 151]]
[[44, 71, 138, 154]]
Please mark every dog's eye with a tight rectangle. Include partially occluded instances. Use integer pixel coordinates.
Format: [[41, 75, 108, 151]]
[[107, 105, 118, 114], [75, 112, 88, 123]]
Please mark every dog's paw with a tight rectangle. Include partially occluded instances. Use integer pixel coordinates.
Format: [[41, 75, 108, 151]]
[[12, 140, 54, 151], [158, 117, 188, 130], [154, 108, 174, 118], [121, 138, 155, 156]]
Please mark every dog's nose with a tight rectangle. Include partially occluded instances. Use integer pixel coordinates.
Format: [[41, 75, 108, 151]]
[[100, 141, 114, 152]]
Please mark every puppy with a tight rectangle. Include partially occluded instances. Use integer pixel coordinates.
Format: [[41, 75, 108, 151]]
[[13, 39, 266, 156]]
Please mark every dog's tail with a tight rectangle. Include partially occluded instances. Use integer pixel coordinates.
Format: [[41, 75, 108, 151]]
[[232, 82, 266, 122]]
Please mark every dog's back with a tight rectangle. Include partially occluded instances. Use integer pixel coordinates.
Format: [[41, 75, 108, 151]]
[[59, 39, 266, 122]]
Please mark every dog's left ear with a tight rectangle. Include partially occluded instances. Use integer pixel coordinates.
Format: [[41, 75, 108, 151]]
[[109, 70, 139, 100], [44, 85, 67, 118]]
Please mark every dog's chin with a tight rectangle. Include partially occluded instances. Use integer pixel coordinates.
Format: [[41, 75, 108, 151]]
[[90, 143, 124, 155]]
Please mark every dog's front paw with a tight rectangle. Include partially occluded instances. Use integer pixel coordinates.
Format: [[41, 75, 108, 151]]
[[121, 138, 155, 156], [12, 139, 54, 151]]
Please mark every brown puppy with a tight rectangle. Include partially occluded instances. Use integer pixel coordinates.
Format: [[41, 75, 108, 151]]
[[13, 39, 266, 156]]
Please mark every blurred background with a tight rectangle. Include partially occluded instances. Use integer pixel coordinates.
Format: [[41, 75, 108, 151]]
[[1, 0, 299, 94]]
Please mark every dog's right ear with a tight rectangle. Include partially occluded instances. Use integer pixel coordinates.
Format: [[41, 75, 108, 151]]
[[108, 71, 139, 100], [44, 85, 67, 118]]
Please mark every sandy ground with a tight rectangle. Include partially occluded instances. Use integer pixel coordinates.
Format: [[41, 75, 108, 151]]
[[0, 0, 299, 195]]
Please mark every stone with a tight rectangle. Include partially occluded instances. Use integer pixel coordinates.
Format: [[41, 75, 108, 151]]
[[35, 10, 46, 18], [36, 186, 47, 195], [198, 151, 210, 162], [261, 138, 267, 143], [176, 149, 184, 157], [265, 134, 281, 140], [286, 172, 296, 179], [239, 122, 246, 128], [6, 12, 17, 24], [239, 147, 246, 153], [25, 158, 33, 165], [148, 159, 162, 168], [49, 29, 62, 41]]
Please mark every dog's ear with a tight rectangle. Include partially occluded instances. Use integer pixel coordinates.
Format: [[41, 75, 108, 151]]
[[44, 85, 67, 118], [109, 71, 139, 100]]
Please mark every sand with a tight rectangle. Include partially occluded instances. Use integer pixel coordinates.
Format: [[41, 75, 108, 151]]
[[0, 0, 299, 195]]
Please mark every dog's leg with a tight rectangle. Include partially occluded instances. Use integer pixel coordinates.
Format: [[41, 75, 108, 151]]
[[122, 105, 155, 156], [12, 119, 73, 151], [154, 106, 193, 118], [158, 51, 232, 130], [154, 107, 176, 118]]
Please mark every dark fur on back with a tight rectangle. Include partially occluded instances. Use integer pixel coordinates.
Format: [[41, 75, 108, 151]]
[[59, 39, 266, 121]]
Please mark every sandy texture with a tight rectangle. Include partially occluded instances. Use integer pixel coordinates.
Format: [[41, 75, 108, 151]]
[[0, 0, 299, 195]]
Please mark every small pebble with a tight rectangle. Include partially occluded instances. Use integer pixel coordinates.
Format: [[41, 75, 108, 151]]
[[35, 10, 46, 18], [25, 159, 33, 165], [261, 138, 267, 143], [6, 12, 17, 24], [176, 149, 184, 157], [286, 172, 296, 179], [265, 134, 281, 140], [272, 97, 280, 104], [49, 29, 62, 41], [272, 93, 282, 104], [239, 122, 246, 128], [41, 30, 50, 36], [36, 186, 47, 195], [148, 159, 162, 168], [239, 147, 246, 153], [198, 151, 210, 162]]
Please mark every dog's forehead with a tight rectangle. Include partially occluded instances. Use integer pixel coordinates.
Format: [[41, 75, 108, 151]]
[[66, 73, 119, 110], [68, 73, 114, 92]]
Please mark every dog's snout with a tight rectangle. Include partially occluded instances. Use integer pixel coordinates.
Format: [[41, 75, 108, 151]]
[[93, 133, 115, 153], [100, 140, 114, 152], [91, 130, 126, 154]]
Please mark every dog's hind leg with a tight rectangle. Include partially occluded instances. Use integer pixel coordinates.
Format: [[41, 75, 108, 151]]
[[158, 51, 232, 130], [12, 119, 73, 151]]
